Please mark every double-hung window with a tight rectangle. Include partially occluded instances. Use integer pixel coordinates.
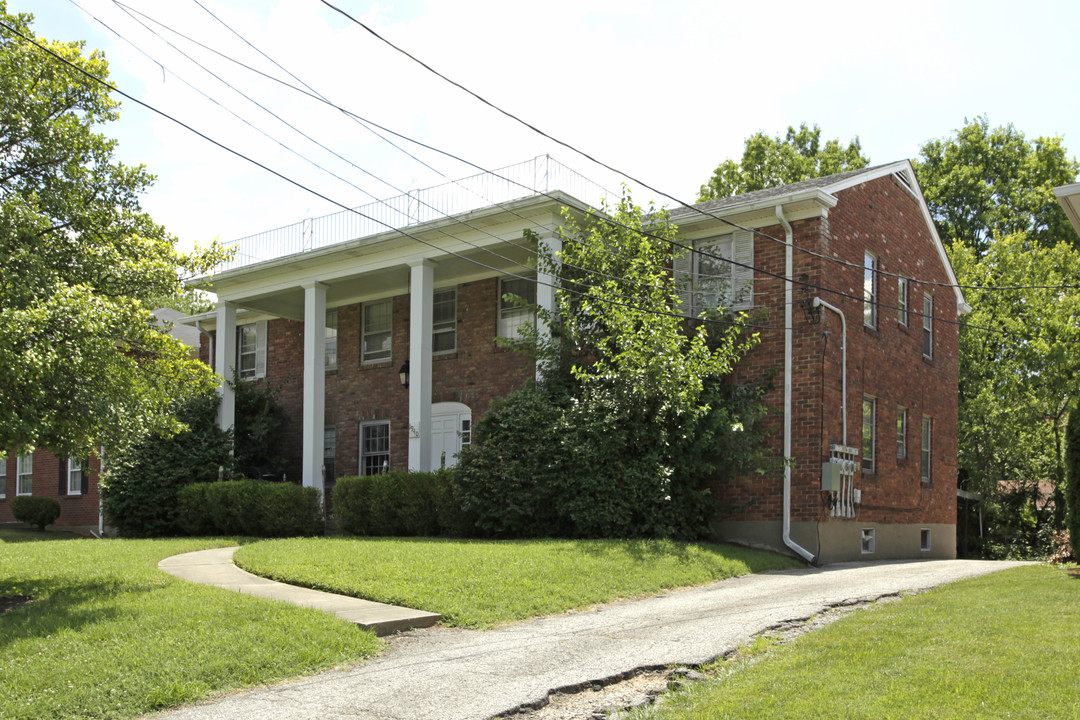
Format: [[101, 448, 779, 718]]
[[922, 294, 934, 359], [325, 309, 338, 370], [498, 277, 536, 340], [16, 453, 32, 496], [0, 454, 6, 498], [921, 417, 932, 483], [360, 422, 390, 475], [863, 251, 877, 328], [362, 299, 392, 364], [236, 321, 267, 380], [862, 396, 876, 473], [674, 231, 754, 315], [897, 277, 909, 326], [67, 458, 85, 495], [896, 407, 907, 459], [433, 289, 457, 354]]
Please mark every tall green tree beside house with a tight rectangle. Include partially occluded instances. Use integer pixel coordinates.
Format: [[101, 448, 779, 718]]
[[698, 123, 869, 201], [0, 4, 224, 459], [1065, 405, 1080, 560]]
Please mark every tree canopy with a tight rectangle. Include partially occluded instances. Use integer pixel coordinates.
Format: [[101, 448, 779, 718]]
[[914, 116, 1079, 258], [0, 5, 224, 458], [697, 123, 869, 202]]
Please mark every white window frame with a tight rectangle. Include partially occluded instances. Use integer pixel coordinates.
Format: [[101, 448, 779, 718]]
[[897, 277, 909, 326], [236, 321, 267, 380], [897, 406, 907, 460], [361, 299, 393, 365], [432, 289, 457, 354], [861, 528, 876, 554], [360, 421, 390, 476], [67, 457, 85, 495], [863, 251, 877, 328], [674, 230, 754, 315], [862, 396, 876, 473], [0, 453, 6, 498], [16, 453, 32, 496], [498, 276, 536, 340], [921, 416, 932, 483], [922, 293, 934, 359], [325, 308, 338, 371]]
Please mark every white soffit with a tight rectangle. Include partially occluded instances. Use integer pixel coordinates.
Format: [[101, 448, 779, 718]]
[[1055, 183, 1080, 237]]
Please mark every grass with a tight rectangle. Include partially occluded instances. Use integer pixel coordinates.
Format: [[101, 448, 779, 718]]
[[0, 529, 382, 720], [625, 564, 1080, 720], [233, 537, 800, 628]]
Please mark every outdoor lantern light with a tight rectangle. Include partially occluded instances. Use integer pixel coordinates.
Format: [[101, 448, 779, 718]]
[[399, 360, 410, 388]]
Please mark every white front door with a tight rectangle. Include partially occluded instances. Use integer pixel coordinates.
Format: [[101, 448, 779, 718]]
[[430, 402, 471, 469]]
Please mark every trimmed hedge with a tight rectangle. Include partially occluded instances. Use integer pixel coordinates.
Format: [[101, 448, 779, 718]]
[[176, 480, 324, 537], [333, 469, 473, 537], [11, 496, 61, 530]]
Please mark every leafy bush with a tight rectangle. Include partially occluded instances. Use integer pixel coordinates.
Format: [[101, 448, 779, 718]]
[[101, 391, 234, 537], [176, 480, 323, 537], [333, 469, 468, 536], [11, 496, 61, 530], [231, 375, 289, 479], [1065, 407, 1080, 561]]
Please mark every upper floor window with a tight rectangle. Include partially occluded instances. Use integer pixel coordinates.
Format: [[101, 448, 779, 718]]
[[498, 276, 536, 340], [897, 277, 909, 326], [236, 321, 267, 380], [922, 294, 934, 359], [863, 251, 877, 328], [673, 230, 754, 315], [67, 458, 85, 495], [325, 309, 338, 370], [362, 299, 392, 364], [862, 396, 876, 473], [921, 416, 932, 482], [433, 289, 457, 354], [16, 453, 32, 496]]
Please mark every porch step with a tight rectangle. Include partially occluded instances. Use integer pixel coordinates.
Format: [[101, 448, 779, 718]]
[[158, 547, 441, 636]]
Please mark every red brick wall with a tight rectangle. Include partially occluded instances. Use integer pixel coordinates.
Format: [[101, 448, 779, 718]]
[[714, 174, 958, 529], [251, 277, 534, 479], [0, 451, 102, 530]]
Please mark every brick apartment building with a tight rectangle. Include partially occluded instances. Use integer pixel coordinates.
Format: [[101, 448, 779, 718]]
[[2, 157, 966, 562]]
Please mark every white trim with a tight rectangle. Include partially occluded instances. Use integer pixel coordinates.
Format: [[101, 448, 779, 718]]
[[67, 457, 85, 496], [359, 420, 390, 475], [16, 453, 32, 496], [361, 298, 393, 364]]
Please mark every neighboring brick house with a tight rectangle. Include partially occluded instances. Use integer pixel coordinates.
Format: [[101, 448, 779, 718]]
[[0, 309, 200, 534], [184, 157, 964, 563]]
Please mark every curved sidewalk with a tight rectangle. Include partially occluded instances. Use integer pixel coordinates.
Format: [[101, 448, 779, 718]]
[[158, 547, 440, 636]]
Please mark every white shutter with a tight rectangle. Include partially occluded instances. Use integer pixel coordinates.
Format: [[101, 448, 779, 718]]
[[731, 230, 754, 311], [672, 243, 693, 317], [254, 319, 268, 378]]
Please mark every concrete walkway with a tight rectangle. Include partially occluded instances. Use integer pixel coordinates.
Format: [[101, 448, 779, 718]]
[[158, 547, 441, 636], [151, 557, 1029, 720]]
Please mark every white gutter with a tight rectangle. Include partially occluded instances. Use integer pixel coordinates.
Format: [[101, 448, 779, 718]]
[[811, 298, 847, 443], [776, 206, 815, 563]]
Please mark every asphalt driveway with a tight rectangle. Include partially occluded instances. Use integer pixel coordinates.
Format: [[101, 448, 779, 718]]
[[151, 558, 1027, 720]]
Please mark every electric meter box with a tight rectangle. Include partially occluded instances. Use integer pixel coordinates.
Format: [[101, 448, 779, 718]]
[[821, 462, 844, 491]]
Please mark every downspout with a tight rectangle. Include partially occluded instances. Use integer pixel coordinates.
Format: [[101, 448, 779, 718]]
[[811, 298, 847, 443], [776, 206, 815, 563]]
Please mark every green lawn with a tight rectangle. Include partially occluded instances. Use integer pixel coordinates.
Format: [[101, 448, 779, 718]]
[[233, 537, 799, 628], [626, 564, 1080, 720], [0, 530, 382, 720]]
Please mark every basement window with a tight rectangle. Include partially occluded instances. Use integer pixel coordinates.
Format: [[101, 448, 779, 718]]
[[861, 528, 876, 555], [921, 529, 932, 552]]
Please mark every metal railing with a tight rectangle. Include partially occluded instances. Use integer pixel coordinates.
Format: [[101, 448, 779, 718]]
[[216, 156, 613, 273]]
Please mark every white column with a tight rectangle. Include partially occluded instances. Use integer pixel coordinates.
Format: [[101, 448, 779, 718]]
[[535, 232, 562, 382], [302, 282, 327, 493], [215, 302, 237, 433], [408, 260, 434, 471]]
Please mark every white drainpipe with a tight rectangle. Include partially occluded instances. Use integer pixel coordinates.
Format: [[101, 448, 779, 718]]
[[776, 206, 815, 563], [812, 298, 847, 443]]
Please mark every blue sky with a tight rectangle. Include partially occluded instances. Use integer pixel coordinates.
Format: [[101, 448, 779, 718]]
[[14, 0, 1080, 252]]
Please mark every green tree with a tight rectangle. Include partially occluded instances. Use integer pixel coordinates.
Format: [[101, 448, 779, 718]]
[[698, 123, 869, 201], [914, 116, 1079, 258], [0, 5, 225, 459], [456, 195, 766, 539], [949, 234, 1080, 557], [1065, 406, 1080, 560]]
